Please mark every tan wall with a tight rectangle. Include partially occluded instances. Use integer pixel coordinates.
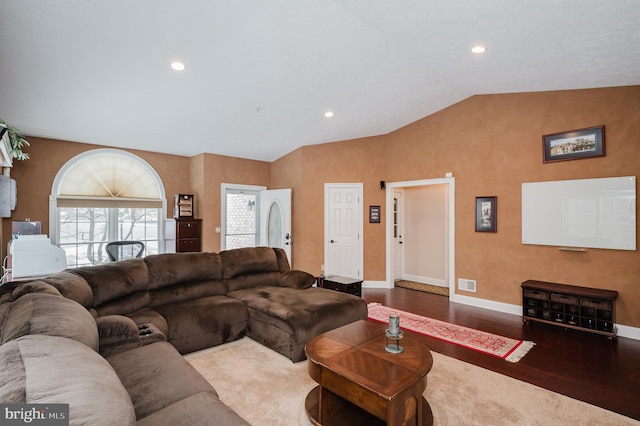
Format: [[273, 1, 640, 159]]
[[1, 140, 270, 257], [4, 85, 639, 328], [384, 86, 640, 328], [274, 137, 388, 278], [2, 137, 191, 257], [273, 85, 640, 328], [193, 153, 270, 253]]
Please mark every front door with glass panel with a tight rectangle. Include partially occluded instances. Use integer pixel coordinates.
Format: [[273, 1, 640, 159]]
[[260, 188, 292, 262], [224, 190, 260, 249]]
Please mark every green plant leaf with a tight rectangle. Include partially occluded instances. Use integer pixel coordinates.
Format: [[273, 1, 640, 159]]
[[0, 118, 30, 160]]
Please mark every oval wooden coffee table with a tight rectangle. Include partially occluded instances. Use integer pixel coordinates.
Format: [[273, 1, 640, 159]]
[[305, 320, 433, 425]]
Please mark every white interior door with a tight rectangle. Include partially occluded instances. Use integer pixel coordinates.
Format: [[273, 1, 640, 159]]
[[324, 184, 362, 279], [260, 188, 292, 262], [393, 190, 404, 280]]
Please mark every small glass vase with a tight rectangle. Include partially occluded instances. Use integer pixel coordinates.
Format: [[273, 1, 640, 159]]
[[385, 313, 403, 353]]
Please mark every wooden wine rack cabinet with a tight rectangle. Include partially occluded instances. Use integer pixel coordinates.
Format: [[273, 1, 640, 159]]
[[521, 280, 618, 338]]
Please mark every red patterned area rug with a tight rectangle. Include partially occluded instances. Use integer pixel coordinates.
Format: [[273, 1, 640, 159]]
[[367, 302, 535, 362]]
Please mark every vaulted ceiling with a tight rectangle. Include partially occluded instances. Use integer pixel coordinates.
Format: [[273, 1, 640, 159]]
[[1, 1, 638, 162]]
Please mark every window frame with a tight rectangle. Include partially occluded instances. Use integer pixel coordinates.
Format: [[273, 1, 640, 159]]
[[57, 206, 162, 267], [50, 149, 167, 267]]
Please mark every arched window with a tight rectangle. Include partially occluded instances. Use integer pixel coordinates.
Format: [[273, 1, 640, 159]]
[[49, 149, 166, 267]]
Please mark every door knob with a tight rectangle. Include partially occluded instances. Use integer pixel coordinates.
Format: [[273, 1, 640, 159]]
[[330, 240, 335, 243]]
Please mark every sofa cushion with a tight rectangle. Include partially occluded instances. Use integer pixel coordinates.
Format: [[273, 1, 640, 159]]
[[220, 247, 280, 279], [228, 286, 368, 361], [224, 271, 283, 293], [0, 293, 99, 351], [153, 296, 248, 354], [72, 258, 149, 306], [145, 252, 223, 289], [0, 335, 136, 425], [93, 290, 151, 317], [149, 280, 227, 307], [279, 270, 316, 289], [106, 342, 219, 421], [43, 271, 94, 308], [137, 392, 250, 426]]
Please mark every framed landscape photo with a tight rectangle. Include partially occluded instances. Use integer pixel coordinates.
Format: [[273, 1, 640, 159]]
[[475, 196, 497, 232], [543, 125, 605, 163]]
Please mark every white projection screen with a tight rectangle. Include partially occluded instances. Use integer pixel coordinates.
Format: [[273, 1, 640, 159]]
[[522, 176, 636, 251]]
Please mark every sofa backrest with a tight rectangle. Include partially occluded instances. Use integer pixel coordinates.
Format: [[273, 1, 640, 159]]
[[70, 258, 150, 317], [43, 271, 94, 308], [144, 252, 227, 307], [42, 253, 229, 316], [0, 289, 99, 351], [220, 247, 287, 292], [73, 258, 149, 305], [273, 247, 291, 273], [3, 247, 296, 320]]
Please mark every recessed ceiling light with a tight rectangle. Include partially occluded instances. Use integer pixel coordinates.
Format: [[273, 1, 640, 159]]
[[324, 111, 334, 118], [171, 61, 186, 71], [471, 46, 487, 54]]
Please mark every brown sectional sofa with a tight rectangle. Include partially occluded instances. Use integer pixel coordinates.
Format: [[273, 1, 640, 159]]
[[0, 247, 368, 425]]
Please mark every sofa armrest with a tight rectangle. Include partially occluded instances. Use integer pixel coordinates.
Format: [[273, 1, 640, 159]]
[[279, 270, 316, 289], [96, 315, 140, 345], [96, 315, 166, 357]]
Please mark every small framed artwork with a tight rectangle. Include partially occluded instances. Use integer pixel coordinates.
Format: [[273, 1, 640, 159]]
[[369, 205, 381, 223], [475, 197, 497, 232], [543, 125, 605, 163]]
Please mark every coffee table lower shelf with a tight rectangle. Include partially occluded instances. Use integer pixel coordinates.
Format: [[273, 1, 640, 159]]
[[305, 386, 433, 426]]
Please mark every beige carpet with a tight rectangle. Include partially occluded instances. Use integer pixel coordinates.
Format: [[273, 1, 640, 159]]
[[185, 337, 637, 426]]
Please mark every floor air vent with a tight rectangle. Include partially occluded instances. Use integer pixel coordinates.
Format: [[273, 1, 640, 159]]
[[458, 278, 477, 292]]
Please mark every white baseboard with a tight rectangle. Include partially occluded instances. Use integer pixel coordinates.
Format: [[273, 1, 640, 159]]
[[363, 280, 392, 289], [616, 324, 640, 340], [452, 293, 522, 316], [451, 293, 640, 340]]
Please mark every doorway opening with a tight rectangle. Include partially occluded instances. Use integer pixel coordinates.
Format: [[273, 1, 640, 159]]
[[221, 184, 264, 250], [385, 178, 455, 299], [221, 184, 292, 262]]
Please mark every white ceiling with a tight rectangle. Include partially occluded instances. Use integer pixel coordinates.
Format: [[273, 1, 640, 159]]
[[1, 1, 639, 162]]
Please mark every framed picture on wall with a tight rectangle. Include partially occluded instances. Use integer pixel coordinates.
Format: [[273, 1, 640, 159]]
[[543, 125, 605, 163], [369, 205, 381, 223], [475, 196, 497, 232]]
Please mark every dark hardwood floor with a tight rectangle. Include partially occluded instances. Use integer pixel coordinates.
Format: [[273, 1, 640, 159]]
[[362, 287, 640, 421]]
